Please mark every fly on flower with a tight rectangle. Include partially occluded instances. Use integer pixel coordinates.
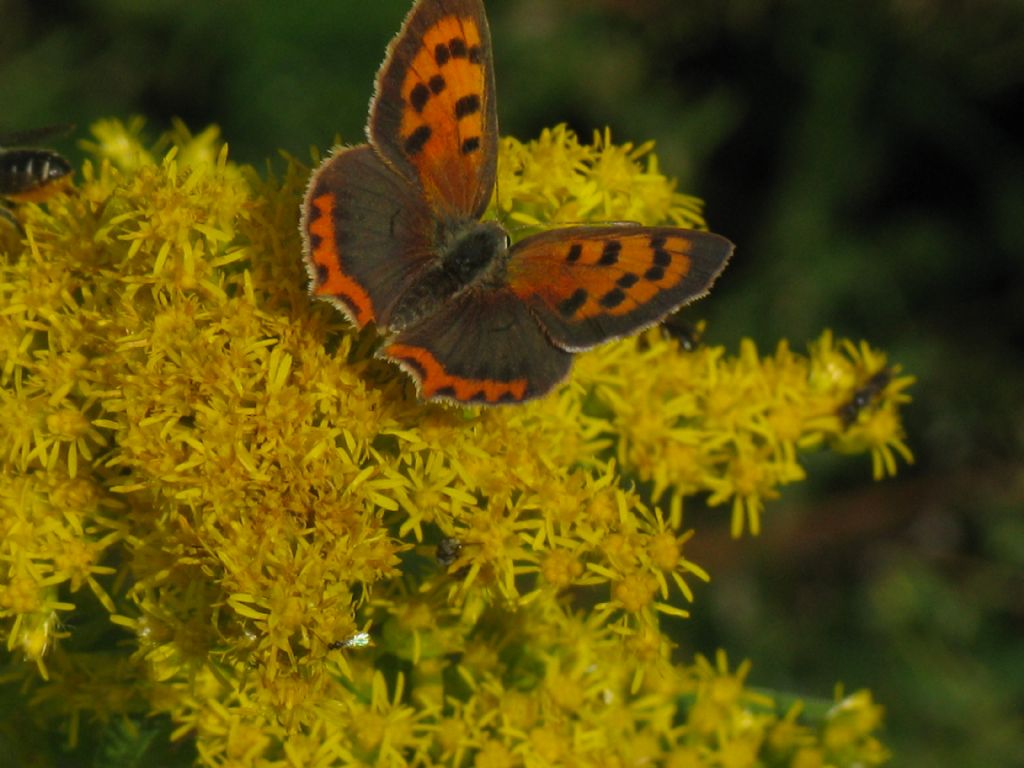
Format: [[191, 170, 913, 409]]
[[659, 313, 705, 352], [436, 536, 463, 568], [0, 124, 75, 222], [838, 368, 892, 427], [327, 631, 373, 651]]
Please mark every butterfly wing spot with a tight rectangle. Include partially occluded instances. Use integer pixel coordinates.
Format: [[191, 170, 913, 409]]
[[461, 137, 481, 154], [558, 288, 588, 317], [405, 125, 433, 156], [598, 240, 621, 266], [410, 83, 430, 113], [566, 243, 583, 263], [644, 265, 666, 282], [599, 288, 627, 309], [426, 34, 481, 65], [454, 94, 481, 119], [617, 272, 639, 288], [408, 75, 449, 115]]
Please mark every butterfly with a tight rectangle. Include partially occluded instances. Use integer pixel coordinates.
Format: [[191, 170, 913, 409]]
[[301, 0, 734, 404]]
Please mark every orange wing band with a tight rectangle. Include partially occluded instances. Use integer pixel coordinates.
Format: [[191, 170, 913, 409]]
[[308, 192, 376, 326], [386, 343, 528, 403]]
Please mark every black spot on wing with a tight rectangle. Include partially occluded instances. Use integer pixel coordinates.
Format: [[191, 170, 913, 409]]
[[455, 94, 481, 119], [616, 272, 639, 288], [435, 44, 450, 66], [408, 77, 446, 115], [599, 288, 626, 309], [566, 244, 583, 263], [558, 288, 588, 317], [644, 266, 665, 282], [598, 240, 621, 266], [410, 83, 430, 113], [461, 137, 480, 155], [405, 125, 432, 156], [449, 38, 467, 57]]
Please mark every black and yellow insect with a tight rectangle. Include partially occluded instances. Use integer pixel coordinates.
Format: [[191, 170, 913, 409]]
[[0, 125, 74, 225]]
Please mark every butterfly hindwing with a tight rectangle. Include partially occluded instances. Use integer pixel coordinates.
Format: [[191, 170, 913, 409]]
[[381, 288, 572, 404], [506, 226, 734, 351], [369, 0, 497, 219], [302, 144, 437, 329]]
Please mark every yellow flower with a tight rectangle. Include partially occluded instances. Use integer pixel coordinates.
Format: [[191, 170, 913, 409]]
[[0, 119, 907, 766]]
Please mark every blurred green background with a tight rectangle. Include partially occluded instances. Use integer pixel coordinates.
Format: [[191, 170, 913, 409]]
[[2, 0, 1022, 765]]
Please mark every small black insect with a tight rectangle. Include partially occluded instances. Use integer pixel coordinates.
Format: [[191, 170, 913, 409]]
[[326, 631, 371, 651], [436, 536, 463, 568], [838, 369, 892, 427], [659, 313, 704, 352]]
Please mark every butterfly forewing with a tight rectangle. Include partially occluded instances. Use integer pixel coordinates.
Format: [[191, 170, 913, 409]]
[[370, 0, 498, 220], [506, 227, 734, 351]]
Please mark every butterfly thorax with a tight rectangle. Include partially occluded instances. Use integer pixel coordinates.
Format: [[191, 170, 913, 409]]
[[387, 218, 509, 330]]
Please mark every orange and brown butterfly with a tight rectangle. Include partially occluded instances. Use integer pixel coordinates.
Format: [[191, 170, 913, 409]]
[[300, 0, 734, 404]]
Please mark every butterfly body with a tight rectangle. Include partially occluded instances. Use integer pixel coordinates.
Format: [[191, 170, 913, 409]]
[[388, 218, 510, 329], [301, 0, 733, 404]]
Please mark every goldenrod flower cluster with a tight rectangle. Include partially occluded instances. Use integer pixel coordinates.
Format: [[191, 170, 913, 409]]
[[0, 120, 909, 766]]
